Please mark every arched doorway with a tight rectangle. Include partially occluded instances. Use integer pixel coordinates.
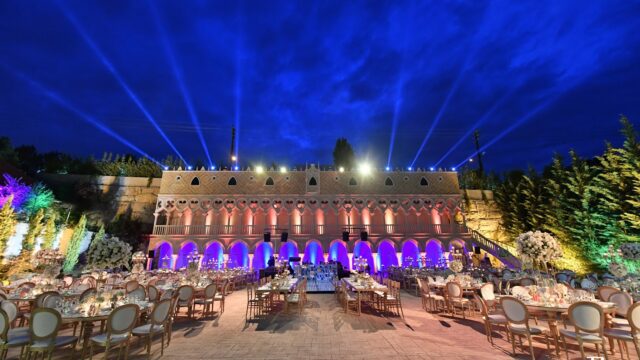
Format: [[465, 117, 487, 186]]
[[154, 242, 173, 269], [176, 241, 197, 270], [377, 240, 398, 270], [202, 241, 224, 270], [279, 242, 299, 262], [401, 240, 420, 267], [229, 241, 249, 268], [252, 242, 273, 270], [329, 240, 349, 270], [425, 239, 444, 267], [303, 240, 323, 265], [353, 241, 374, 274]]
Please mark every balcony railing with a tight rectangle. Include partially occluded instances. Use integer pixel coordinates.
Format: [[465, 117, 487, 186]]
[[152, 223, 469, 236]]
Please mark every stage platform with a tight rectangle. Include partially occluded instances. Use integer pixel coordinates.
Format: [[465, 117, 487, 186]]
[[304, 278, 335, 293]]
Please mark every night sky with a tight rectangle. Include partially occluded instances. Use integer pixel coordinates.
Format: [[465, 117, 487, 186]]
[[1, 1, 640, 172]]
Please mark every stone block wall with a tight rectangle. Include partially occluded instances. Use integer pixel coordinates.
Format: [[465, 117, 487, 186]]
[[461, 189, 509, 243]]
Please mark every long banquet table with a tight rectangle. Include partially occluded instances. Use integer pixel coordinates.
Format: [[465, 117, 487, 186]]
[[342, 277, 388, 315]]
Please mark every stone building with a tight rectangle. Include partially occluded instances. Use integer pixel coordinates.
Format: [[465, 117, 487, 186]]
[[148, 165, 486, 271]]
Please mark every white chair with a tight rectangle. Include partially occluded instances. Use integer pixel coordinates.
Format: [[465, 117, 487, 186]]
[[176, 285, 195, 318], [420, 278, 444, 312], [24, 308, 77, 359], [559, 301, 609, 360], [608, 291, 633, 327], [89, 304, 140, 359], [500, 296, 550, 360], [125, 280, 139, 294], [445, 282, 471, 318], [597, 286, 618, 302], [132, 299, 171, 359], [42, 293, 64, 309], [128, 286, 146, 301], [212, 282, 228, 313], [605, 301, 640, 359], [474, 293, 508, 345], [195, 283, 218, 319], [147, 285, 159, 303], [480, 283, 496, 309], [0, 308, 29, 360]]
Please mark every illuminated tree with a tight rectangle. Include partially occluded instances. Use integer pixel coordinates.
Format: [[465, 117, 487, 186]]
[[0, 174, 30, 209], [21, 209, 45, 253], [23, 183, 54, 216], [41, 213, 58, 250], [332, 138, 356, 170], [63, 215, 86, 273], [87, 225, 105, 257], [0, 195, 17, 256]]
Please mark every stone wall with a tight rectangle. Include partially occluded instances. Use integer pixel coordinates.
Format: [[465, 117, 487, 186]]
[[461, 189, 509, 243], [40, 174, 160, 224]]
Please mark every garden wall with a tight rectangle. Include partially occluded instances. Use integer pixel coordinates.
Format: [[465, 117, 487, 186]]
[[461, 189, 509, 243]]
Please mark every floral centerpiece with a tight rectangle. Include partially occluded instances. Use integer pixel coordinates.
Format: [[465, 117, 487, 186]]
[[86, 236, 132, 271], [620, 243, 640, 261], [515, 231, 562, 268], [449, 260, 463, 273]]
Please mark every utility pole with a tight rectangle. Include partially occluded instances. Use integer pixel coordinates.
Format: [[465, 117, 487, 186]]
[[473, 130, 484, 179]]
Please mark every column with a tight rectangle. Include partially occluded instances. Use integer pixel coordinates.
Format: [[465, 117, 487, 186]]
[[396, 252, 403, 267], [248, 253, 254, 270]]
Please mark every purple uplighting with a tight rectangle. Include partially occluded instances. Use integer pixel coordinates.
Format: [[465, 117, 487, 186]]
[[0, 174, 30, 209]]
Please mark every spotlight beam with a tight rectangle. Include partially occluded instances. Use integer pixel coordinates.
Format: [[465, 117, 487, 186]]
[[433, 90, 514, 167], [56, 2, 188, 165], [410, 68, 465, 168], [233, 29, 243, 168], [148, 1, 212, 167], [8, 68, 162, 165], [453, 96, 557, 170], [386, 77, 404, 168]]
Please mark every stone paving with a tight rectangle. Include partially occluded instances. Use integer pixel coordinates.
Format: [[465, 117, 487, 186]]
[[7, 289, 634, 359]]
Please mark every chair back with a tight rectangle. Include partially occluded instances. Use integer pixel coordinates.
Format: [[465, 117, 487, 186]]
[[519, 278, 536, 286], [445, 282, 462, 298], [18, 282, 36, 290], [108, 304, 139, 336], [177, 285, 195, 302], [29, 308, 62, 344], [480, 283, 495, 301], [609, 291, 633, 317], [473, 293, 489, 317], [150, 299, 172, 326], [0, 309, 9, 342], [147, 285, 159, 302], [63, 276, 73, 288], [568, 301, 604, 334], [36, 291, 60, 308], [42, 293, 64, 309], [80, 288, 97, 303], [125, 280, 140, 293], [204, 283, 217, 299], [500, 296, 529, 325], [596, 286, 618, 301], [626, 302, 640, 333], [128, 286, 146, 301], [0, 301, 18, 323], [81, 276, 97, 288]]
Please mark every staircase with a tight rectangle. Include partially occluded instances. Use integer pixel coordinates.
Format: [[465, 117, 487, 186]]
[[468, 230, 521, 269]]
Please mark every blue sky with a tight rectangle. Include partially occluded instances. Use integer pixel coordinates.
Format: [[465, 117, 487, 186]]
[[1, 0, 639, 171]]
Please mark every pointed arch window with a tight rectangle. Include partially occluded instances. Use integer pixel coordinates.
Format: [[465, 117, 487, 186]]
[[191, 177, 200, 186], [265, 177, 274, 186], [349, 178, 357, 186], [420, 177, 428, 186], [308, 177, 318, 186], [385, 177, 394, 186], [228, 177, 237, 186]]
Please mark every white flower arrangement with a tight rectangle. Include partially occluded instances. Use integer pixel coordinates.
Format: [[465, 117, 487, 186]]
[[449, 260, 463, 273], [620, 243, 640, 261], [515, 231, 562, 264], [87, 236, 132, 270]]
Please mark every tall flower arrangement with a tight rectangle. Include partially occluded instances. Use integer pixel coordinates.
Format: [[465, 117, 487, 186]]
[[86, 235, 132, 271], [515, 231, 563, 267]]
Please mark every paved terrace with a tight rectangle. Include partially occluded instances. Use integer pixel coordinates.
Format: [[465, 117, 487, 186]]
[[6, 289, 626, 360]]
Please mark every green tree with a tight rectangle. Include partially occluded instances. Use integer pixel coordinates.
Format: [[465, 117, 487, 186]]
[[41, 213, 58, 250], [21, 209, 45, 253], [23, 183, 55, 216], [332, 138, 356, 170], [63, 215, 87, 273], [0, 195, 17, 256]]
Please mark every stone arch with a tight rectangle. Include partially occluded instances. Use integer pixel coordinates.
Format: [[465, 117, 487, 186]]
[[401, 239, 420, 267], [175, 241, 198, 269], [154, 241, 173, 269], [279, 241, 299, 261], [353, 240, 374, 273], [302, 239, 324, 265], [377, 239, 398, 269], [425, 238, 444, 267], [329, 239, 349, 270], [202, 241, 224, 269], [252, 242, 274, 270], [228, 240, 249, 268], [155, 210, 168, 226]]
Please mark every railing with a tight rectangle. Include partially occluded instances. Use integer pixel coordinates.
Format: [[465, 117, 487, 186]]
[[152, 223, 470, 236], [470, 230, 521, 268]]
